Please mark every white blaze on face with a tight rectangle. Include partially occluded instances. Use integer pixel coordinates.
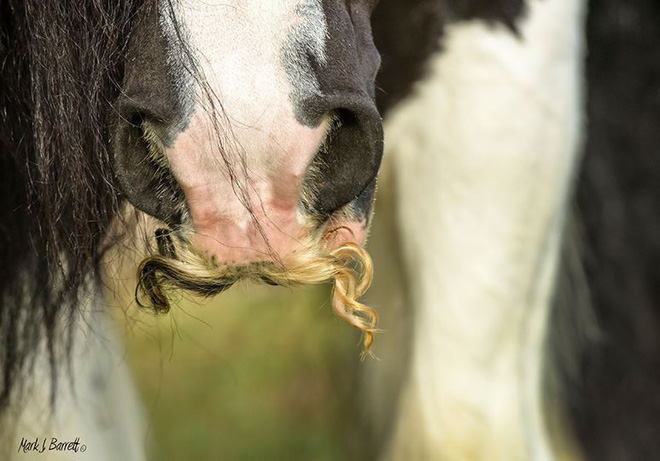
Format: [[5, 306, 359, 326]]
[[161, 0, 332, 263]]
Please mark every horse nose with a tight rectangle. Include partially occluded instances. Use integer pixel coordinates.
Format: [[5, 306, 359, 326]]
[[306, 95, 383, 218], [294, 0, 383, 218]]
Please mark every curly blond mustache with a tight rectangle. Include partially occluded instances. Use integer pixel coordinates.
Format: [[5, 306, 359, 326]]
[[136, 230, 378, 356]]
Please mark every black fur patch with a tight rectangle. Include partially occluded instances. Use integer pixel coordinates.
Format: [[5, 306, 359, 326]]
[[444, 0, 526, 31], [570, 0, 660, 458]]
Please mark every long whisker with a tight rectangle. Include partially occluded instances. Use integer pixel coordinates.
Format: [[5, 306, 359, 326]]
[[136, 230, 378, 355]]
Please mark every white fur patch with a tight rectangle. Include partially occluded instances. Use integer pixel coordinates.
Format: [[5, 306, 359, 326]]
[[2, 288, 146, 461]]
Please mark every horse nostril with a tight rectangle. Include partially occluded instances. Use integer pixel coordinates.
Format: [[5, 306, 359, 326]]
[[306, 99, 383, 218], [111, 108, 186, 225]]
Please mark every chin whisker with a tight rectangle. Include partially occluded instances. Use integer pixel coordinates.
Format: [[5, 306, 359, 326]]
[[135, 229, 379, 355]]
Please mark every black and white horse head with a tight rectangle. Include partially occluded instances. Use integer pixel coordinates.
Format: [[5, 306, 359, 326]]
[[114, 0, 383, 263], [0, 0, 383, 428]]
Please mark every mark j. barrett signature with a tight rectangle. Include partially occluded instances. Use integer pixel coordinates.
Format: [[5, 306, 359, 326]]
[[18, 437, 87, 454]]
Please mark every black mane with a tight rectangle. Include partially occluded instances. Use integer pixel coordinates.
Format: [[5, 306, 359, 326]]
[[0, 0, 145, 411]]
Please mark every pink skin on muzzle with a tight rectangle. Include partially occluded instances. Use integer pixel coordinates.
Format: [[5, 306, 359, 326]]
[[165, 109, 367, 265]]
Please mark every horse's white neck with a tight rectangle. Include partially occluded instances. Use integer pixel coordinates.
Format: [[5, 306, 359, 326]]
[[368, 0, 586, 459]]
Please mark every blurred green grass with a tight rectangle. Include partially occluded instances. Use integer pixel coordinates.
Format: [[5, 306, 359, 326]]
[[117, 283, 361, 461]]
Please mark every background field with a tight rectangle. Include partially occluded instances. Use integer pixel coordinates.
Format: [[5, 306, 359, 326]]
[[117, 283, 363, 461]]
